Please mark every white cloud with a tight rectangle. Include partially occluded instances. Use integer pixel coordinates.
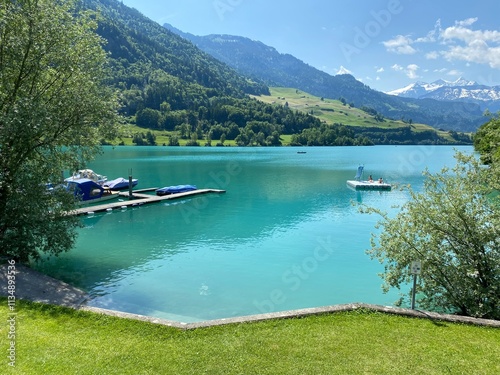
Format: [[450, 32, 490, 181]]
[[382, 35, 417, 54], [376, 67, 385, 73], [447, 69, 463, 76], [441, 40, 500, 69], [415, 20, 441, 43], [436, 18, 500, 68], [455, 17, 478, 27], [382, 20, 441, 56], [406, 64, 420, 79], [386, 18, 500, 70], [426, 51, 439, 60], [441, 25, 500, 44], [391, 63, 420, 79]]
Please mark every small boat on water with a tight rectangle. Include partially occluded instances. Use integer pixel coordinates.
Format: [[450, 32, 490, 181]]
[[65, 169, 107, 185], [104, 177, 139, 191], [156, 185, 197, 196], [66, 179, 119, 204], [346, 166, 391, 191]]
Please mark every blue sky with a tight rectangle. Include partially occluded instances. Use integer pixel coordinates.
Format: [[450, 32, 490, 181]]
[[121, 0, 500, 92]]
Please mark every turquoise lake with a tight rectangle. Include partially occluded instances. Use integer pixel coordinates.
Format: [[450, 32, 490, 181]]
[[34, 145, 473, 322]]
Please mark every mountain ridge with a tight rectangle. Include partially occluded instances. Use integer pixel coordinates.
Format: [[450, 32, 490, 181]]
[[164, 24, 485, 132], [387, 78, 500, 112], [73, 1, 473, 146]]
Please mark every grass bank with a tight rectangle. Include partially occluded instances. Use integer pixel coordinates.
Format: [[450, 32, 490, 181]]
[[1, 299, 499, 374]]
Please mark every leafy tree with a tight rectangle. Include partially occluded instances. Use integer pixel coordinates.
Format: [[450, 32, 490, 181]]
[[363, 153, 500, 319], [218, 133, 226, 146], [0, 0, 117, 262], [145, 131, 156, 146], [474, 116, 500, 164], [136, 108, 161, 128], [132, 133, 145, 145], [168, 135, 179, 146]]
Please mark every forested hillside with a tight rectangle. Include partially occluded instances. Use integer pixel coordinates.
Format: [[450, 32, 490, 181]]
[[82, 0, 473, 146], [81, 0, 329, 146], [167, 31, 485, 132]]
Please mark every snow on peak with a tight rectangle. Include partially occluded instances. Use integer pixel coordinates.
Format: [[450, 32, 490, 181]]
[[388, 77, 478, 97]]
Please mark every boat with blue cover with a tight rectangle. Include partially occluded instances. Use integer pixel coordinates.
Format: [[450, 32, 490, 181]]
[[104, 177, 139, 191], [66, 178, 120, 204], [156, 185, 197, 196], [346, 166, 391, 190]]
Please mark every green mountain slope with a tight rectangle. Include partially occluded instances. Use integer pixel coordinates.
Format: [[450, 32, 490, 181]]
[[81, 0, 325, 146], [81, 0, 471, 146], [254, 88, 472, 145], [87, 0, 267, 97], [165, 29, 484, 132]]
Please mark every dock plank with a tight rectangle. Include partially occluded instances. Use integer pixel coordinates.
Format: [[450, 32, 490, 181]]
[[68, 189, 226, 216]]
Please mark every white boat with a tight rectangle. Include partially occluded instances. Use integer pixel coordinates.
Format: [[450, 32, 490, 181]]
[[65, 169, 107, 185], [346, 166, 391, 190]]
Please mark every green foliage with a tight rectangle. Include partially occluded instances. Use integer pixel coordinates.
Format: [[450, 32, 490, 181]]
[[0, 0, 117, 262], [132, 131, 156, 146], [168, 135, 180, 146], [363, 153, 500, 319], [350, 126, 462, 145], [474, 116, 500, 164], [290, 123, 373, 146], [135, 108, 161, 129], [76, 0, 326, 144], [256, 88, 472, 145]]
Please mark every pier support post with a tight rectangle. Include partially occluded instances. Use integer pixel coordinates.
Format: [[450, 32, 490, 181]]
[[128, 169, 133, 200]]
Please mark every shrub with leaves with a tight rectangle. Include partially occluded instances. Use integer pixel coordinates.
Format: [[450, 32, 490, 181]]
[[363, 152, 500, 319]]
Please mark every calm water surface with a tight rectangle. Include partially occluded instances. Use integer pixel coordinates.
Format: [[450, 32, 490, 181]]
[[34, 145, 472, 322]]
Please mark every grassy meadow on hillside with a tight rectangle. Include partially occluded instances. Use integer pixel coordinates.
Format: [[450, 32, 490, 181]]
[[112, 86, 466, 147], [253, 87, 455, 140]]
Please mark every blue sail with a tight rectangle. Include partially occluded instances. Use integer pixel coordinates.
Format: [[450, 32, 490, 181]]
[[354, 165, 364, 181]]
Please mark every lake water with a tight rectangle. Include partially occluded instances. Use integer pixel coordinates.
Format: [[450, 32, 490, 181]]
[[33, 145, 473, 322]]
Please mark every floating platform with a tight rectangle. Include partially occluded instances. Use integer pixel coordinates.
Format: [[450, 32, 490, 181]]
[[346, 180, 391, 191], [68, 188, 226, 216]]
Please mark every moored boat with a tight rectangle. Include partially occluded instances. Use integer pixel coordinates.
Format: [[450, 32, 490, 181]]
[[65, 169, 107, 185], [156, 185, 197, 196], [104, 177, 139, 191], [66, 178, 119, 204]]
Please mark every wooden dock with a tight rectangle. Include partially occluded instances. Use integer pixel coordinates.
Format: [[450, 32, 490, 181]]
[[69, 188, 226, 216]]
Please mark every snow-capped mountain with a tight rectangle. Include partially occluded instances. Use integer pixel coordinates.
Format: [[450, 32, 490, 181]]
[[388, 77, 500, 111]]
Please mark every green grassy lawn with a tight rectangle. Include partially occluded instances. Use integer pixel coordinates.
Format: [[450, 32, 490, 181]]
[[2, 299, 499, 374], [252, 87, 455, 141]]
